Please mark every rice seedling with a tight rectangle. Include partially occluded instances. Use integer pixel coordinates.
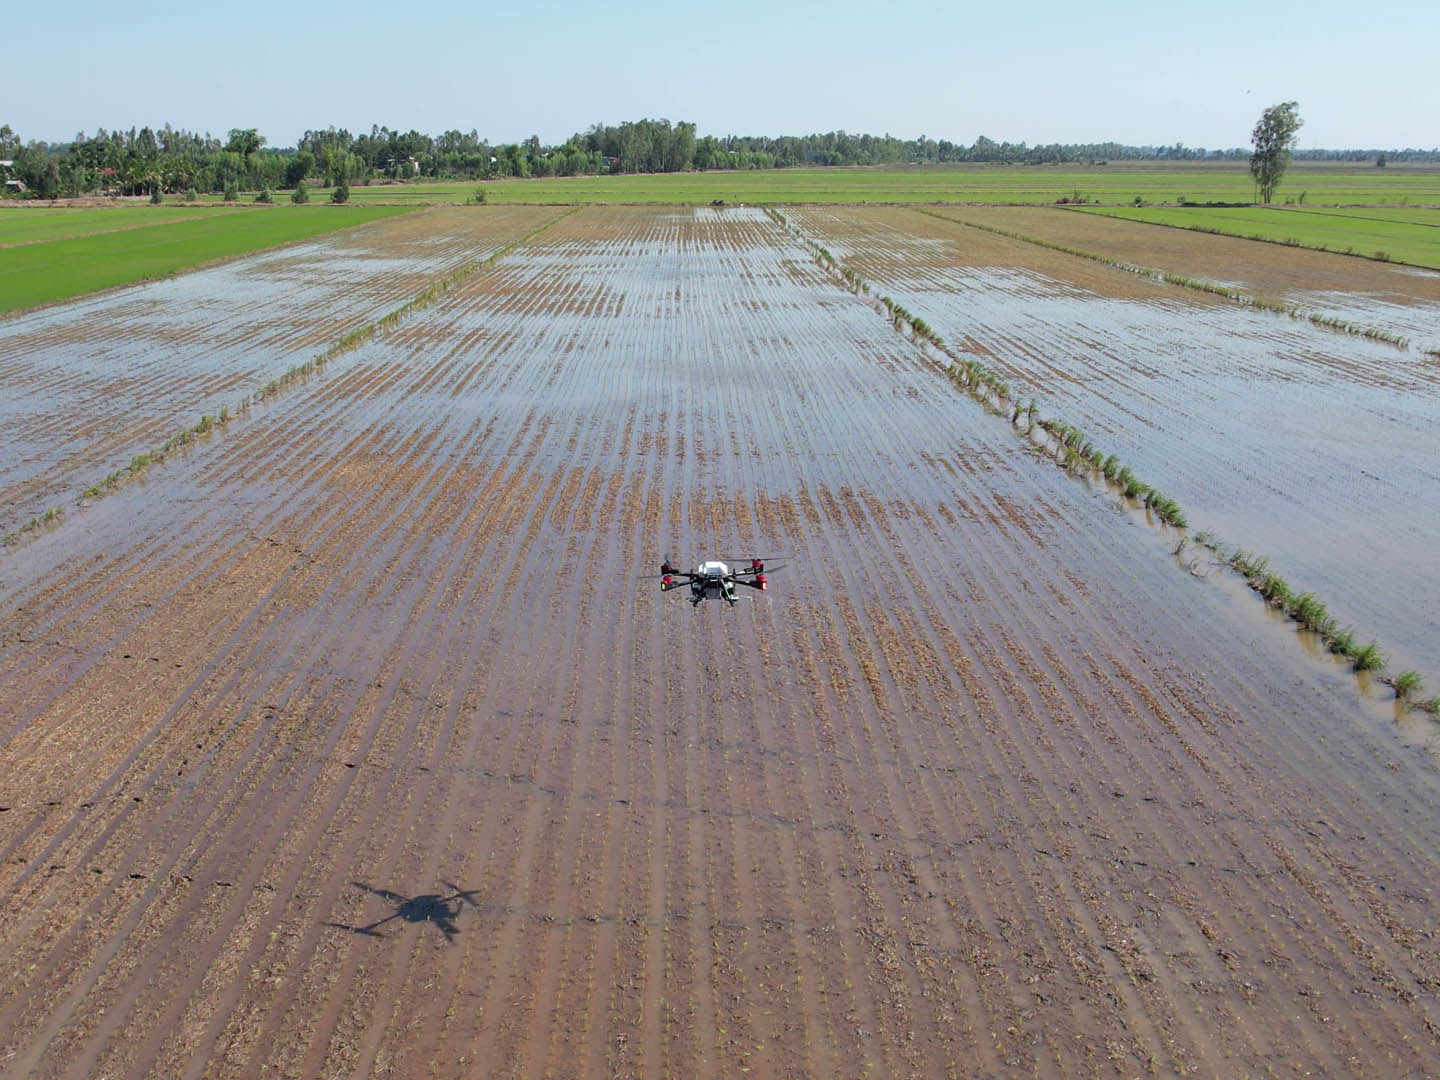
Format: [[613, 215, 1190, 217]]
[[0, 505, 66, 546], [23, 507, 62, 534], [1350, 642, 1385, 672], [1258, 573, 1293, 609], [1149, 495, 1187, 528], [1325, 627, 1356, 656], [1292, 593, 1328, 631], [1228, 549, 1269, 579], [1123, 475, 1150, 500], [1421, 696, 1440, 715], [1392, 671, 1423, 699]]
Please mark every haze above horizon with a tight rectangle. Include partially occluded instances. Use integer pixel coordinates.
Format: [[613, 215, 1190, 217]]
[[6, 0, 1437, 149]]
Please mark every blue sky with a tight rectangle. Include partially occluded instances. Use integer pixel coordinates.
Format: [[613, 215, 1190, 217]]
[[5, 0, 1437, 149]]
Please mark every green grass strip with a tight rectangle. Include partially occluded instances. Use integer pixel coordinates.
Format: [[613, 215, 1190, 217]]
[[0, 205, 415, 315], [0, 205, 243, 248]]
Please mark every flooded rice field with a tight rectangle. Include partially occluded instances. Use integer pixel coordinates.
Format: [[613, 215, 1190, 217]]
[[953, 205, 1440, 353], [1, 206, 1438, 1078], [794, 206, 1440, 676], [0, 206, 559, 535]]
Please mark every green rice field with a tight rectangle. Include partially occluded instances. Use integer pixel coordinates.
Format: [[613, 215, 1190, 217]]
[[0, 205, 243, 248], [1286, 206, 1440, 228], [1080, 204, 1440, 269], [295, 162, 1440, 207], [0, 205, 414, 314]]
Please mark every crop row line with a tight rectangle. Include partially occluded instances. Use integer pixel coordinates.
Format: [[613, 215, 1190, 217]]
[[0, 206, 577, 552], [763, 206, 1439, 719], [915, 209, 1411, 349]]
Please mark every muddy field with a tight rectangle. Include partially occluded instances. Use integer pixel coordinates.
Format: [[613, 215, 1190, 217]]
[[1, 206, 1438, 1078], [793, 206, 1440, 677]]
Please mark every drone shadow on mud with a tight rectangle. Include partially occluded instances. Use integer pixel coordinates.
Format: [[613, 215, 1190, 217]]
[[326, 881, 480, 945]]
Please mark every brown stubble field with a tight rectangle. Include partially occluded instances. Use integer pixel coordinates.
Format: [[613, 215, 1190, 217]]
[[0, 206, 1438, 1078]]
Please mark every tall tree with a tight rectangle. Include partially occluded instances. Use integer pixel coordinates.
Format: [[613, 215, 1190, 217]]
[[225, 128, 264, 159], [1249, 101, 1302, 203]]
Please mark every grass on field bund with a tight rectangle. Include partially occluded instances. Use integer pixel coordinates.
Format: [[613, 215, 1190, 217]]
[[0, 205, 413, 314]]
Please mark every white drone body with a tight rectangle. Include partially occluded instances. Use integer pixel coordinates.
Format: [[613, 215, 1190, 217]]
[[657, 557, 778, 607]]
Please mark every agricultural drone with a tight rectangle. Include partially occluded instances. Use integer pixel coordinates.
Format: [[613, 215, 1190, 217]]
[[653, 556, 783, 607]]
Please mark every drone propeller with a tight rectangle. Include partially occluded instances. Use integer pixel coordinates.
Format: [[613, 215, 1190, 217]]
[[730, 561, 787, 577]]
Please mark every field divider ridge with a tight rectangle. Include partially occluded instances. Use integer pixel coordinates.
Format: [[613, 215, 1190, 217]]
[[0, 205, 578, 551], [920, 208, 1410, 348], [762, 205, 1440, 722]]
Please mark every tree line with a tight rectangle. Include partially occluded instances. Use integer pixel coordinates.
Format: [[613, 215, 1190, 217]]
[[2, 118, 1437, 199]]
